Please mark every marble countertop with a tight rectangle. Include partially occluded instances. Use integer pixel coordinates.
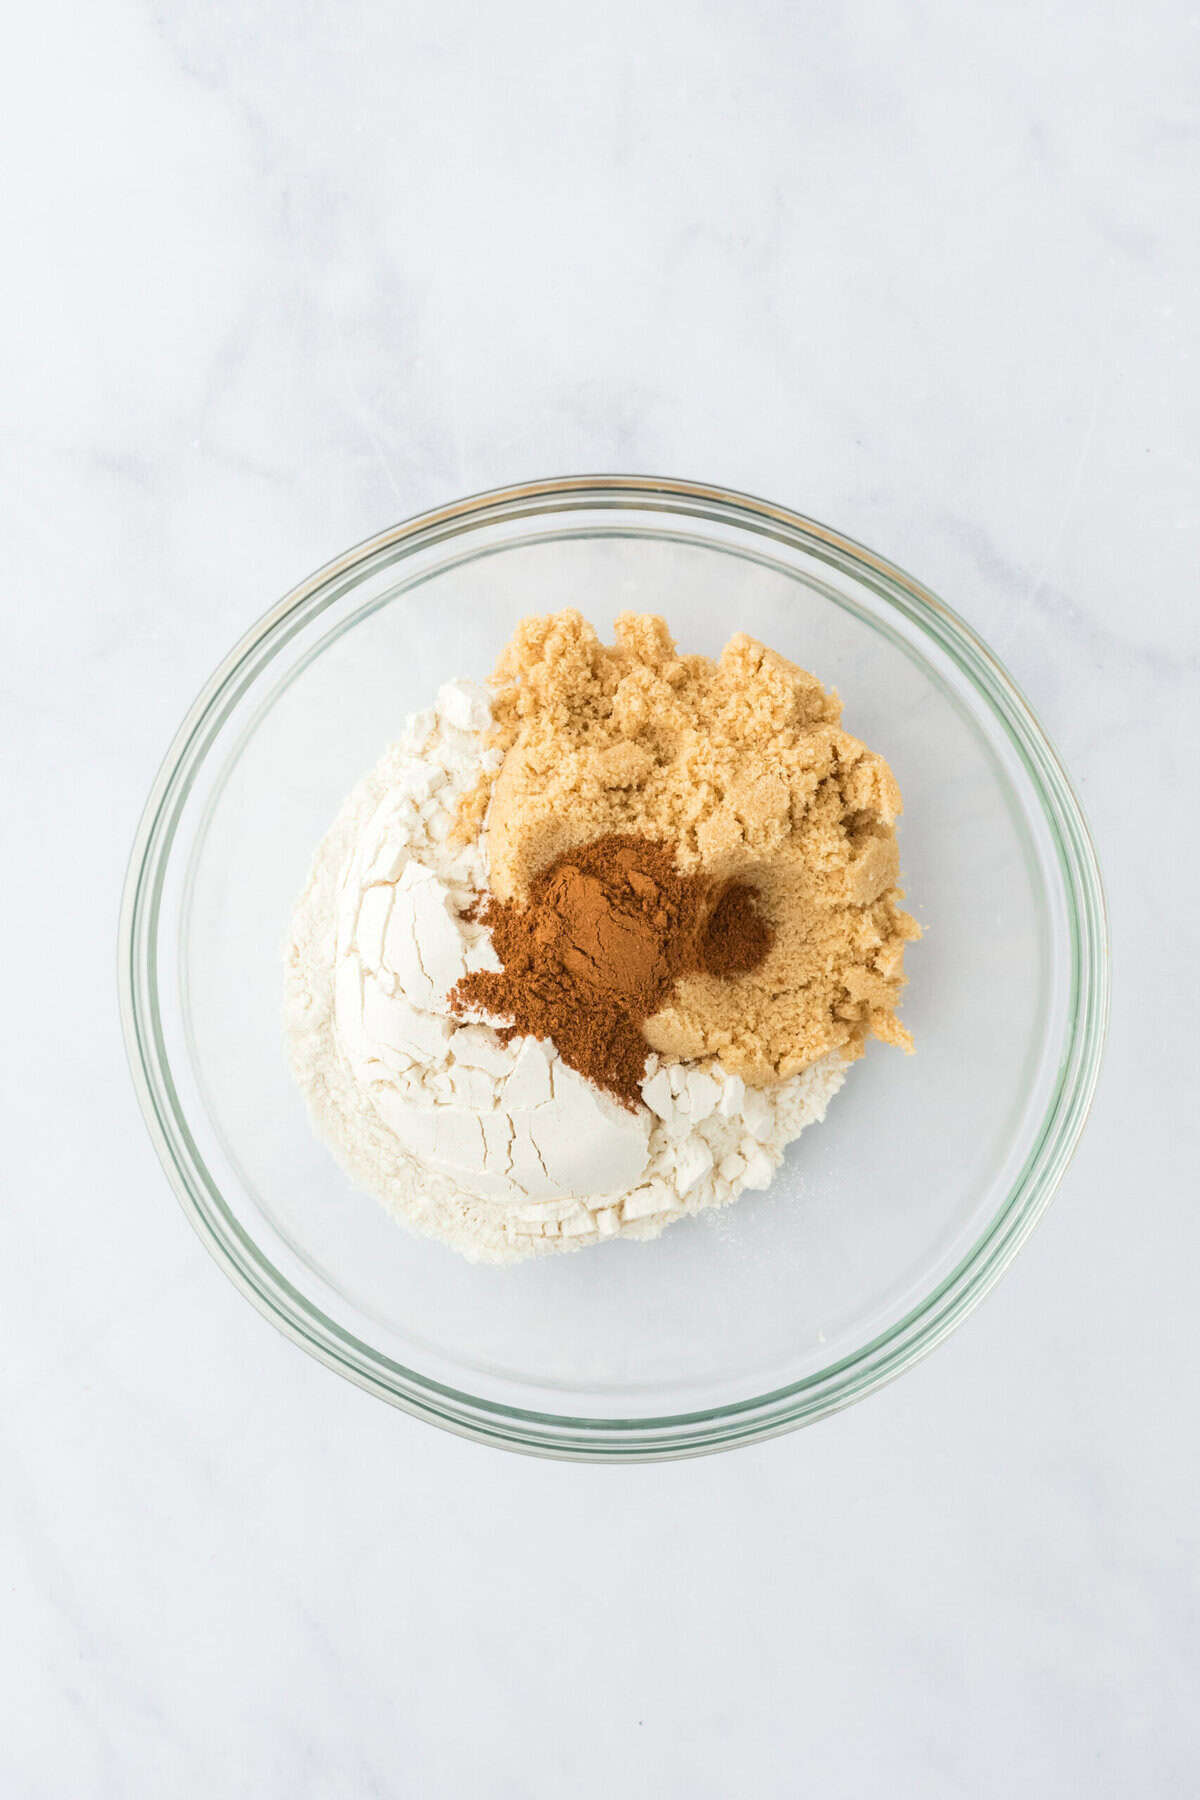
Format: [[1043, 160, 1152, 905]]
[[5, 1, 1198, 1794]]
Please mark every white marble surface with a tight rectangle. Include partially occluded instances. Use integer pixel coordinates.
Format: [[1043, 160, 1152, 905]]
[[4, 1, 1198, 1793]]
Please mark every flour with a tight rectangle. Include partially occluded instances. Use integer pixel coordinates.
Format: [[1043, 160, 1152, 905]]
[[285, 684, 849, 1263]]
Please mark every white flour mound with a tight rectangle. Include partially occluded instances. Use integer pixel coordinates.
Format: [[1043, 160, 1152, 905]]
[[284, 685, 849, 1264]]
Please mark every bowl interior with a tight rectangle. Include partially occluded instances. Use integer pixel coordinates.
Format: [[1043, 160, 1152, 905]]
[[171, 518, 1069, 1424]]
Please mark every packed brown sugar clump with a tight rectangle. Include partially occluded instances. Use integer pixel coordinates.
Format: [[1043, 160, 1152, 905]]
[[452, 835, 773, 1109], [466, 611, 919, 1085]]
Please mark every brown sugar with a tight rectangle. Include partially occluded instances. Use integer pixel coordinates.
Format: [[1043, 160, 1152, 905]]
[[451, 835, 774, 1109], [463, 611, 919, 1085]]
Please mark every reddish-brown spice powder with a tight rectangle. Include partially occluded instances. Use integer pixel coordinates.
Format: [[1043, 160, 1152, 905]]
[[451, 834, 773, 1108]]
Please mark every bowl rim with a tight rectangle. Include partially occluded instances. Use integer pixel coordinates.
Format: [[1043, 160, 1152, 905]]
[[118, 474, 1110, 1460]]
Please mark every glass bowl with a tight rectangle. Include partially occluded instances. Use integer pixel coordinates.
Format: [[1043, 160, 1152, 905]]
[[119, 476, 1108, 1459]]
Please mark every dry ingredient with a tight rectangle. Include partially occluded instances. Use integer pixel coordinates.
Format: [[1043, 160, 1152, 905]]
[[285, 691, 846, 1261], [284, 614, 916, 1263], [286, 689, 652, 1240], [452, 835, 773, 1108], [481, 611, 918, 1081]]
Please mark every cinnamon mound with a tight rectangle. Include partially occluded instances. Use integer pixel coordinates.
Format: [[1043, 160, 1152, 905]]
[[452, 835, 773, 1109]]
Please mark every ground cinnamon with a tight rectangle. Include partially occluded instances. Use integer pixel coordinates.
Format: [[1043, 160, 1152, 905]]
[[699, 882, 774, 978], [451, 834, 773, 1108]]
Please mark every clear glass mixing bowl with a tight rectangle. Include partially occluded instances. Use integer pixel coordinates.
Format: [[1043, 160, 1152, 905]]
[[119, 477, 1108, 1459]]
